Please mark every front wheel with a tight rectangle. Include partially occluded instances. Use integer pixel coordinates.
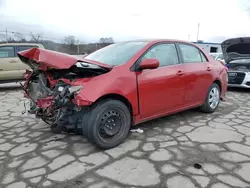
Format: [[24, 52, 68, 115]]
[[82, 99, 131, 149], [50, 124, 62, 134], [200, 83, 221, 113]]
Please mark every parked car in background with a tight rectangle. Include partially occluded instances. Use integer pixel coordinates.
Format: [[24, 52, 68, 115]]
[[221, 37, 250, 88], [0, 43, 44, 83], [18, 39, 228, 149], [210, 52, 225, 64]]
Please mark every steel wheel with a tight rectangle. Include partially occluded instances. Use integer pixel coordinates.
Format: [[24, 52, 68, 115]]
[[98, 109, 123, 139], [200, 83, 221, 113], [82, 99, 131, 149], [208, 87, 220, 109]]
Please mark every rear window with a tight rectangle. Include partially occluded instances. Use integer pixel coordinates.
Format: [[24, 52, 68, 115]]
[[179, 44, 202, 63], [0, 46, 15, 58]]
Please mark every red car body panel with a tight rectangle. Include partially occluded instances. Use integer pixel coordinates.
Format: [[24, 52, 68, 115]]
[[18, 39, 228, 126]]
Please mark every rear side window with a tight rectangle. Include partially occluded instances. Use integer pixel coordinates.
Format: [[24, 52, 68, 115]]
[[141, 43, 179, 67], [179, 44, 202, 63], [200, 52, 208, 62], [0, 46, 15, 58], [18, 46, 38, 52]]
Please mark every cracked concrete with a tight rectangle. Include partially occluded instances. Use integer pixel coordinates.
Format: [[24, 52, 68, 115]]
[[0, 86, 250, 188]]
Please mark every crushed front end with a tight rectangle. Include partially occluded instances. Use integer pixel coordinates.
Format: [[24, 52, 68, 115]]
[[18, 48, 111, 133], [22, 70, 86, 133]]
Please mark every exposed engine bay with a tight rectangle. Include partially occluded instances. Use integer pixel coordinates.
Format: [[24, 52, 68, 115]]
[[22, 62, 110, 133], [228, 59, 250, 72]]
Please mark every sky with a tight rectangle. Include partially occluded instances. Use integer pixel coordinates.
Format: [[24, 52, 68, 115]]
[[0, 0, 250, 43]]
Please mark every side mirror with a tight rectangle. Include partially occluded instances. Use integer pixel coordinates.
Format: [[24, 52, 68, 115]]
[[139, 58, 159, 70]]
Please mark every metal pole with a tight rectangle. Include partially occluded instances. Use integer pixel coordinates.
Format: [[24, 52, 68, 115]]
[[196, 23, 200, 42], [5, 29, 8, 43]]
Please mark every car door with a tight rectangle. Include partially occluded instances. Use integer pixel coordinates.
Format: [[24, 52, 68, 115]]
[[0, 46, 22, 81], [137, 43, 186, 120], [17, 45, 38, 72], [177, 43, 213, 107]]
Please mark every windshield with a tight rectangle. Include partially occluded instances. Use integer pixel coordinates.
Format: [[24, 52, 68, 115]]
[[210, 53, 224, 60], [217, 54, 224, 60], [84, 42, 148, 66], [210, 53, 219, 59]]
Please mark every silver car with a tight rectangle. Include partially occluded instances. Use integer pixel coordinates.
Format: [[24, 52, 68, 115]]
[[222, 37, 250, 88]]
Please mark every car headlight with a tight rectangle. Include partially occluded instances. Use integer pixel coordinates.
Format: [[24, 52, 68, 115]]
[[68, 86, 83, 94]]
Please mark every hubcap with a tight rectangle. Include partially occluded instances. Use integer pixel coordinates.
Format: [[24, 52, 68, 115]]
[[208, 87, 220, 109], [99, 110, 122, 137]]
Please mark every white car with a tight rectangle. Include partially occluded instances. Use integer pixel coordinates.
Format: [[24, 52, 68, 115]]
[[222, 37, 250, 88], [210, 52, 225, 64]]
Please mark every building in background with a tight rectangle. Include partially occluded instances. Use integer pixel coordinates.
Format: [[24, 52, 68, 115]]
[[193, 40, 222, 53]]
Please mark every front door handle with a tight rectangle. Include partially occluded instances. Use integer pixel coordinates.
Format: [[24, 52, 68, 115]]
[[207, 67, 212, 71], [9, 60, 18, 63], [177, 70, 185, 76]]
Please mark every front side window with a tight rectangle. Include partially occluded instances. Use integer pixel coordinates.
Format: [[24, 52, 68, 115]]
[[141, 43, 179, 67], [0, 46, 15, 58], [179, 44, 202, 63], [85, 42, 148, 66], [18, 46, 38, 52]]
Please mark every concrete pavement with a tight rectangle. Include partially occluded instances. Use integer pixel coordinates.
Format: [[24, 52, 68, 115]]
[[0, 87, 250, 188]]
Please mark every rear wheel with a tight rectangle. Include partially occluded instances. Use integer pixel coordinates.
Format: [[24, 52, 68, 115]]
[[81, 99, 131, 149], [200, 83, 220, 113]]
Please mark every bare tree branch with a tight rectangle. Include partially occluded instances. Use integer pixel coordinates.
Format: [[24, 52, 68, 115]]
[[99, 37, 114, 44], [30, 32, 43, 42], [63, 35, 76, 46], [14, 32, 26, 42], [0, 34, 5, 42]]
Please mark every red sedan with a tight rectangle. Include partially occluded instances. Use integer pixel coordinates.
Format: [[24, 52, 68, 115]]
[[18, 39, 228, 149]]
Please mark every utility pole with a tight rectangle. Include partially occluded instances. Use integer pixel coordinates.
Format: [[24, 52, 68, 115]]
[[5, 29, 8, 43], [196, 23, 200, 42], [76, 39, 80, 54], [77, 42, 80, 54]]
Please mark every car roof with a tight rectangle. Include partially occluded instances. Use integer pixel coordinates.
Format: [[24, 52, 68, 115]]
[[0, 43, 44, 48], [121, 39, 194, 44], [119, 39, 202, 49]]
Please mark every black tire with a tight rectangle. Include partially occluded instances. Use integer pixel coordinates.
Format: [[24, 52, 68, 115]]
[[81, 99, 131, 149], [50, 124, 62, 134], [200, 83, 221, 113]]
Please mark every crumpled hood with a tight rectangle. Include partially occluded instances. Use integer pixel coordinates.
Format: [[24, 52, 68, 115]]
[[221, 37, 250, 64], [17, 48, 112, 70]]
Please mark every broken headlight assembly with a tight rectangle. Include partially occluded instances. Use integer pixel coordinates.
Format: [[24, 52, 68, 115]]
[[57, 85, 83, 94], [68, 86, 84, 94]]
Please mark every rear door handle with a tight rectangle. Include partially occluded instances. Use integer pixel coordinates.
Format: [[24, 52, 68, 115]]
[[9, 60, 18, 63], [176, 70, 185, 76], [207, 67, 212, 71]]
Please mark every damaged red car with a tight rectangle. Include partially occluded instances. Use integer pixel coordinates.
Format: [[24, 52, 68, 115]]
[[18, 39, 228, 149]]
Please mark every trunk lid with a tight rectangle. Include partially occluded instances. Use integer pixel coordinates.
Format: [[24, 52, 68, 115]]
[[221, 37, 250, 64], [17, 48, 113, 70]]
